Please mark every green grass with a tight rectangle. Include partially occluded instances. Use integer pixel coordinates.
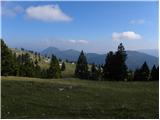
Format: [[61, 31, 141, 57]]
[[1, 76, 159, 119], [62, 63, 76, 78]]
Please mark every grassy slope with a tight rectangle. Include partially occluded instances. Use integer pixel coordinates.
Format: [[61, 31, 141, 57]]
[[1, 76, 159, 119]]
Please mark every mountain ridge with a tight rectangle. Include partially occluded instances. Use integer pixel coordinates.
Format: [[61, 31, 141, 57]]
[[41, 47, 159, 70]]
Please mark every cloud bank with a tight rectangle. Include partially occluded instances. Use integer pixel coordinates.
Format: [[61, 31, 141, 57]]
[[26, 4, 72, 22], [112, 31, 142, 40], [2, 5, 24, 17], [69, 39, 89, 44], [130, 19, 145, 24]]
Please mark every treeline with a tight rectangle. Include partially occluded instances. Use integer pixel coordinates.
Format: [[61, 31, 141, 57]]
[[1, 39, 159, 81], [75, 43, 159, 81], [1, 39, 63, 78]]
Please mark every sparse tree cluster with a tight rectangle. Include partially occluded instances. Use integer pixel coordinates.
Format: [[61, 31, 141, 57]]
[[133, 62, 159, 81], [47, 55, 61, 78], [75, 43, 159, 81], [1, 39, 159, 81], [1, 39, 61, 79], [75, 51, 89, 79]]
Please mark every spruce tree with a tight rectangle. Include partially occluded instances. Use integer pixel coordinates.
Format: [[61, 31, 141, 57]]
[[61, 62, 66, 71], [47, 55, 61, 78], [75, 50, 89, 79], [133, 68, 141, 81], [1, 39, 17, 76], [150, 65, 157, 81], [114, 43, 128, 80], [91, 63, 98, 80], [156, 66, 159, 81], [103, 43, 127, 81], [103, 51, 115, 79], [134, 62, 150, 81], [34, 59, 41, 77], [140, 61, 150, 81]]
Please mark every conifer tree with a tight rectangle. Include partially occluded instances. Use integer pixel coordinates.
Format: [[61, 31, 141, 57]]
[[150, 65, 157, 81], [91, 63, 98, 80], [103, 51, 115, 80], [103, 43, 127, 81], [1, 39, 17, 76], [133, 68, 141, 81], [61, 62, 66, 71], [134, 62, 150, 81], [140, 61, 150, 81], [156, 66, 159, 81], [75, 50, 89, 79], [34, 59, 41, 77], [114, 43, 128, 80], [47, 55, 61, 78]]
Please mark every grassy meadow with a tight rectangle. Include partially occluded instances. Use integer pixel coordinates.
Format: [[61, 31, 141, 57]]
[[1, 49, 159, 119], [1, 76, 159, 119]]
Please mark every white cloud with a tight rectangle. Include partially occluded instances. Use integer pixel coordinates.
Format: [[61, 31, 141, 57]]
[[130, 19, 145, 24], [2, 5, 24, 17], [26, 4, 72, 22], [69, 39, 89, 44], [112, 31, 142, 40], [69, 40, 76, 43]]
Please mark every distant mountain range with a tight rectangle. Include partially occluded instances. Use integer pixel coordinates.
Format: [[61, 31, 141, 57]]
[[41, 47, 159, 70], [138, 49, 159, 57]]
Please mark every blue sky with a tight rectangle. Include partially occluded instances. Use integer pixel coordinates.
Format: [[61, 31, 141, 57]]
[[1, 1, 158, 53]]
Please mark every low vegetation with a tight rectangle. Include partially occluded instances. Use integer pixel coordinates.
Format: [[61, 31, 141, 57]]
[[1, 76, 159, 119], [1, 39, 159, 118]]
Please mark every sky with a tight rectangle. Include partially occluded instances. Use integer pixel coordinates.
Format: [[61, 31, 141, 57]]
[[1, 1, 159, 53]]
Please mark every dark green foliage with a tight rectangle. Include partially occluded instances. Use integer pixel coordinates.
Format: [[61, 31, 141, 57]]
[[61, 62, 66, 71], [90, 63, 102, 80], [91, 63, 98, 80], [75, 51, 89, 79], [47, 55, 61, 78], [134, 62, 150, 81], [103, 43, 127, 81], [103, 51, 114, 80], [126, 70, 134, 81], [97, 65, 103, 80], [140, 62, 150, 81], [133, 68, 141, 81], [150, 65, 157, 81], [156, 66, 159, 81], [38, 53, 41, 61], [41, 69, 48, 78], [114, 43, 128, 80], [18, 53, 36, 77], [1, 39, 19, 76], [34, 59, 41, 77], [1, 39, 44, 78]]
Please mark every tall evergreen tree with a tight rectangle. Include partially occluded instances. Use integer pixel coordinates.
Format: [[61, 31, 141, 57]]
[[133, 68, 141, 81], [150, 65, 157, 81], [140, 61, 150, 81], [103, 43, 127, 81], [34, 59, 41, 77], [156, 66, 159, 81], [134, 62, 150, 81], [103, 51, 115, 79], [1, 39, 17, 76], [61, 62, 66, 71], [114, 43, 128, 80], [75, 50, 89, 79], [47, 55, 61, 78]]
